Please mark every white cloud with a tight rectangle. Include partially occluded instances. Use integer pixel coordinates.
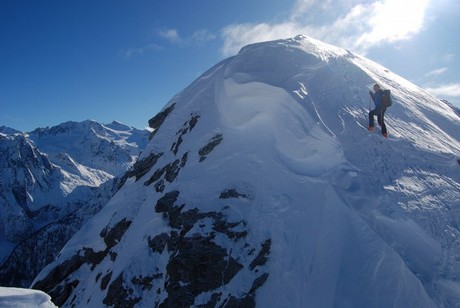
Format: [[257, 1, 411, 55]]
[[364, 0, 428, 42], [159, 28, 181, 43], [425, 83, 460, 98], [424, 67, 448, 78], [220, 0, 430, 57]]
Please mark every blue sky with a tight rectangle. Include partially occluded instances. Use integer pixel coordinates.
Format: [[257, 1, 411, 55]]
[[1, 0, 459, 132]]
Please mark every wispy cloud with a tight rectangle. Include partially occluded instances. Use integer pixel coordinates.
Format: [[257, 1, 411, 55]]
[[159, 28, 181, 43], [159, 28, 216, 45], [124, 28, 216, 58], [191, 30, 216, 45], [443, 53, 455, 63], [424, 67, 448, 78], [221, 0, 430, 57], [123, 43, 163, 58], [425, 83, 460, 98]]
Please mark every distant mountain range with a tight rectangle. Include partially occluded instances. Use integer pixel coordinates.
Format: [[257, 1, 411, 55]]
[[0, 120, 149, 287]]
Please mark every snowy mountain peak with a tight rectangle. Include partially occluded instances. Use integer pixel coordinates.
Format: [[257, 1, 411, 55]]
[[0, 126, 21, 135], [28, 120, 149, 176], [33, 36, 460, 307], [239, 34, 349, 60]]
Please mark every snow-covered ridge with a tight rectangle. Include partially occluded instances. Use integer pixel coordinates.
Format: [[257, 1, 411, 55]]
[[33, 36, 460, 307], [28, 119, 148, 176]]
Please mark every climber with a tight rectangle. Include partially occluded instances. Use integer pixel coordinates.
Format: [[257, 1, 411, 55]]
[[368, 83, 388, 138]]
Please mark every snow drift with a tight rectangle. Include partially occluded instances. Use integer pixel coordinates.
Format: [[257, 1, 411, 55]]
[[0, 287, 56, 308], [32, 35, 460, 307]]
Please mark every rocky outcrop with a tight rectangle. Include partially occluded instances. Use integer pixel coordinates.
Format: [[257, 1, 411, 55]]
[[144, 153, 188, 193], [148, 103, 176, 140], [32, 218, 133, 307], [199, 134, 223, 162], [147, 190, 270, 307]]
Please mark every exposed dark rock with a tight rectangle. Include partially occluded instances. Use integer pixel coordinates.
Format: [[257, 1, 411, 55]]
[[220, 188, 249, 199], [213, 219, 248, 240], [161, 235, 243, 307], [150, 191, 270, 307], [145, 167, 166, 187], [170, 208, 202, 233], [199, 133, 223, 162], [154, 191, 247, 239], [148, 103, 176, 140], [109, 251, 118, 262], [131, 275, 159, 290], [171, 134, 184, 156], [224, 295, 255, 308], [82, 247, 107, 270], [180, 151, 188, 167], [188, 114, 199, 130], [148, 233, 170, 253], [48, 279, 80, 307], [119, 152, 163, 189], [100, 272, 112, 290], [249, 273, 269, 294], [100, 218, 133, 248], [164, 158, 181, 183], [144, 153, 188, 192], [154, 180, 165, 193], [33, 218, 132, 304], [103, 274, 141, 308], [250, 239, 271, 270], [12, 185, 28, 209], [154, 191, 181, 213], [35, 188, 270, 307], [222, 273, 269, 308], [171, 114, 200, 155], [32, 253, 85, 294]]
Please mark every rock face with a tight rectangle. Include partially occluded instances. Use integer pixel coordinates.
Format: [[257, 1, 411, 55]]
[[33, 36, 460, 307], [0, 121, 148, 288]]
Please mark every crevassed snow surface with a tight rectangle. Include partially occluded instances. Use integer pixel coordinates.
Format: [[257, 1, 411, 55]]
[[34, 35, 460, 307], [0, 287, 56, 308]]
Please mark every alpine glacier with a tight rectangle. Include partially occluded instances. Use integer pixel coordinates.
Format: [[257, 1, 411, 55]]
[[32, 35, 460, 307]]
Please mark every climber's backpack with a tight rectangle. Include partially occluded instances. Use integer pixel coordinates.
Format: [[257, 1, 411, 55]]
[[382, 89, 392, 108]]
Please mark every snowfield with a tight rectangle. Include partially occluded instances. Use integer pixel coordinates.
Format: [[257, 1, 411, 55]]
[[32, 35, 460, 307], [0, 287, 56, 308]]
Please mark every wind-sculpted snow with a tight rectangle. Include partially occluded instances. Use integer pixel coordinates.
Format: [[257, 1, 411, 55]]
[[33, 35, 460, 307]]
